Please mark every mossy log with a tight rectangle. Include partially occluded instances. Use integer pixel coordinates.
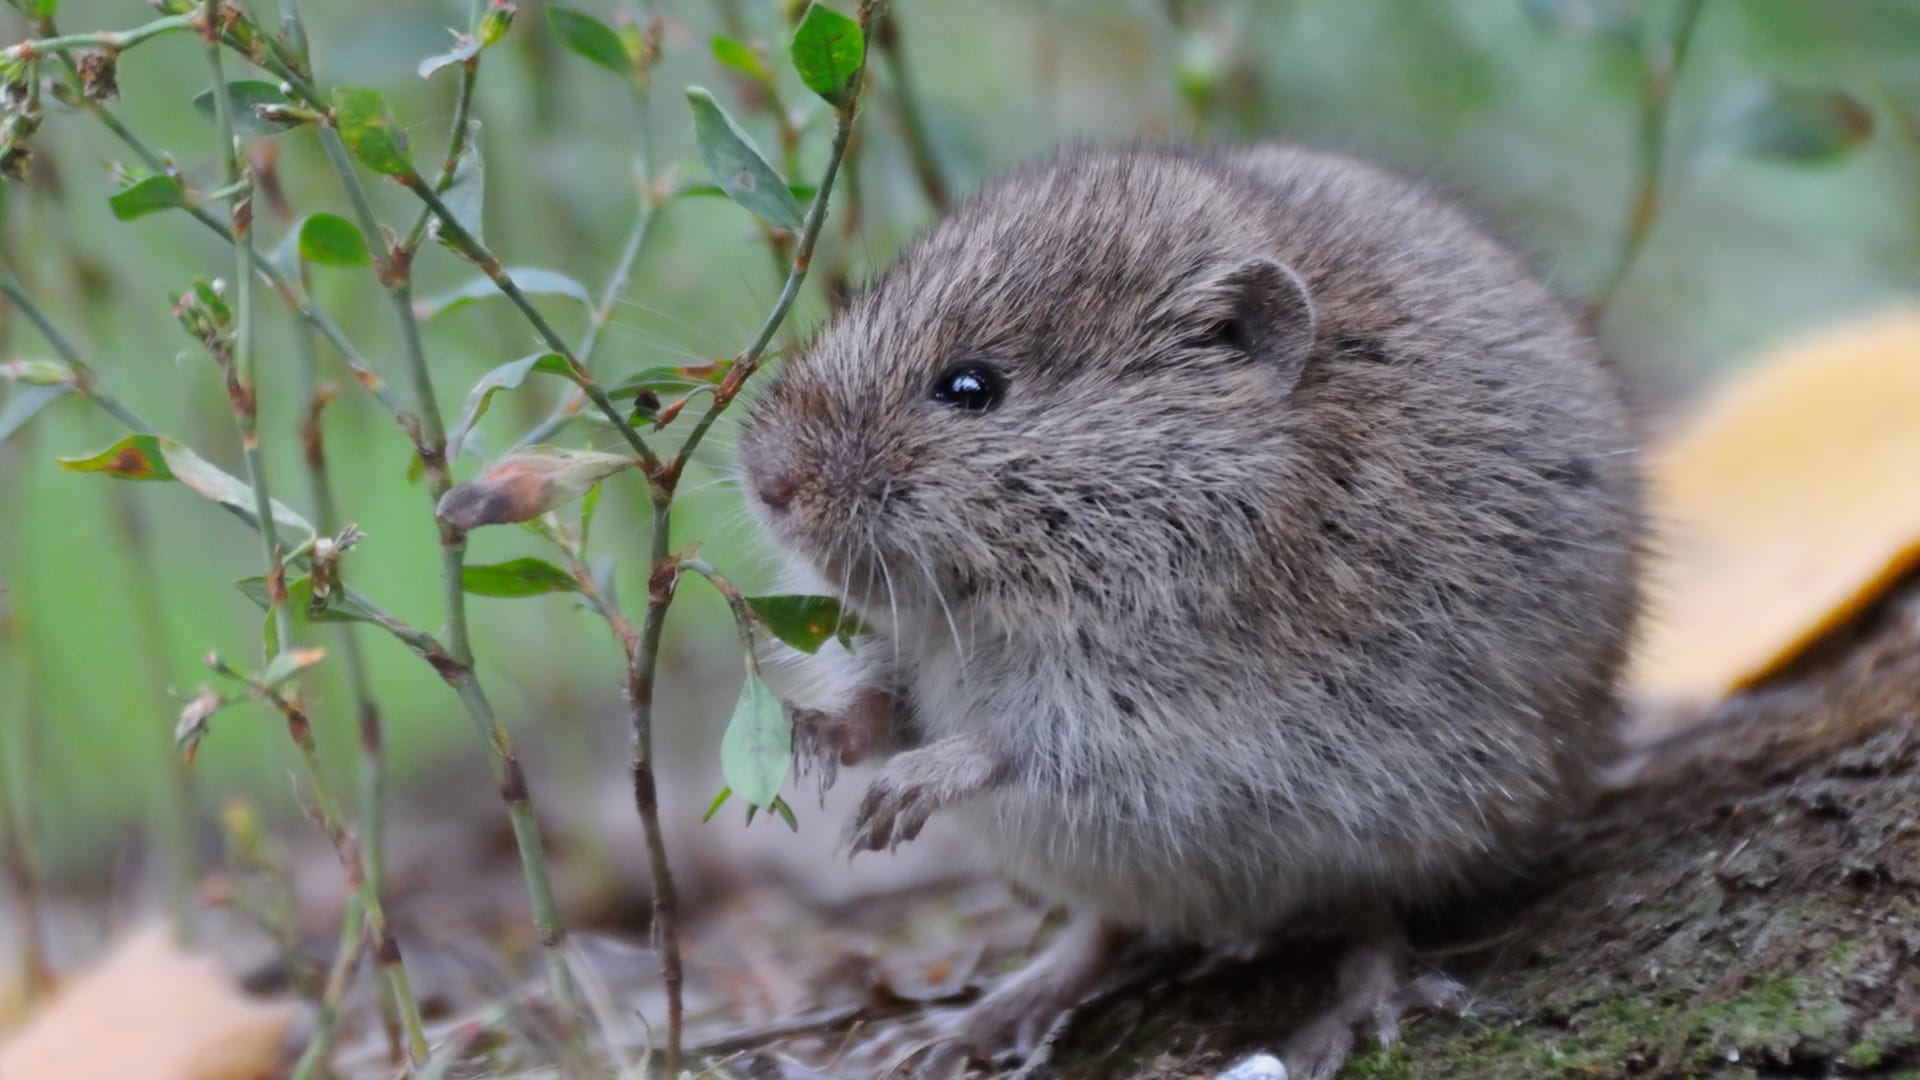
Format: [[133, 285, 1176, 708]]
[[1054, 602, 1920, 1080]]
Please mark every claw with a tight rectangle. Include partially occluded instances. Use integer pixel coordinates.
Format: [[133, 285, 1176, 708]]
[[1240, 930, 1469, 1080]]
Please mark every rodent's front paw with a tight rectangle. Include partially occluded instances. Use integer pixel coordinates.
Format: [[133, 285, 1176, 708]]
[[788, 704, 852, 797], [839, 735, 1002, 857], [842, 767, 939, 855]]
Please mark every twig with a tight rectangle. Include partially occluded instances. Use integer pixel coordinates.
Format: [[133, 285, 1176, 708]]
[[287, 899, 368, 1080], [397, 175, 663, 477], [289, 250, 401, 1058], [200, 2, 430, 1059], [0, 13, 193, 56], [258, 689, 430, 1064], [617, 6, 887, 1072], [312, 111, 586, 1035], [514, 78, 660, 450], [1586, 0, 1708, 324]]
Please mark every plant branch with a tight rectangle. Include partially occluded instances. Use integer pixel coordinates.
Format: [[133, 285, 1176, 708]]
[[1587, 0, 1707, 324], [515, 81, 661, 451], [400, 176, 663, 476], [261, 691, 429, 1063], [614, 6, 886, 1072], [307, 49, 581, 1017], [1, 13, 193, 57], [666, 14, 874, 484]]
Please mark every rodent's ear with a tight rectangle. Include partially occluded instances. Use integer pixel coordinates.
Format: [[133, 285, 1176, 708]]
[[1185, 256, 1317, 379]]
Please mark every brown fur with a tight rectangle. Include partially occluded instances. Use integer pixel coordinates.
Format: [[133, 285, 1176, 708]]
[[739, 142, 1645, 1067]]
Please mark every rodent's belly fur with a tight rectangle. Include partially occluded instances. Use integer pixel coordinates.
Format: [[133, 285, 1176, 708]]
[[904, 639, 1573, 940]]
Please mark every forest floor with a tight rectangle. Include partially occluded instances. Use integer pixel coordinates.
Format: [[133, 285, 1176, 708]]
[[7, 586, 1919, 1080]]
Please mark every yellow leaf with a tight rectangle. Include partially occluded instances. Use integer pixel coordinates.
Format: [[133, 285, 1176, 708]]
[[0, 925, 294, 1080], [1630, 307, 1920, 705]]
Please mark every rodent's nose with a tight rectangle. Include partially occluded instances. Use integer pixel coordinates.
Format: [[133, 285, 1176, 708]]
[[754, 465, 799, 512]]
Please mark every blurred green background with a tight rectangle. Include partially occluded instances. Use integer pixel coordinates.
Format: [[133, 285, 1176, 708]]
[[2, 0, 1918, 884]]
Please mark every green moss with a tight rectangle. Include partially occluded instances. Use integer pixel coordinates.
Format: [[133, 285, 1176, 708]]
[[1343, 1042, 1415, 1080]]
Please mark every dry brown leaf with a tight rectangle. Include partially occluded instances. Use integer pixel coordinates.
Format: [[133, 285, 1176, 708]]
[[0, 924, 294, 1080], [1630, 306, 1920, 708]]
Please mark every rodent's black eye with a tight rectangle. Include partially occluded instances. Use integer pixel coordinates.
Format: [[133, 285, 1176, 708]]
[[929, 362, 1004, 413]]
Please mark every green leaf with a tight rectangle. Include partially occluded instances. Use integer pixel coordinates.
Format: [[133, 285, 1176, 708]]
[[438, 123, 486, 244], [58, 433, 175, 480], [711, 35, 770, 82], [193, 80, 296, 135], [0, 384, 72, 444], [769, 795, 799, 832], [747, 594, 869, 654], [579, 482, 603, 549], [259, 646, 327, 690], [606, 359, 733, 399], [108, 174, 185, 221], [436, 446, 635, 530], [462, 557, 580, 598], [332, 87, 413, 176], [237, 574, 379, 655], [1717, 82, 1875, 165], [447, 352, 574, 460], [545, 5, 630, 74], [415, 267, 592, 321], [28, 0, 59, 18], [64, 435, 316, 540], [1518, 0, 1639, 46], [672, 180, 819, 203], [789, 3, 866, 107], [719, 673, 790, 808], [162, 441, 317, 541], [703, 786, 732, 823], [686, 87, 804, 230], [297, 212, 371, 267]]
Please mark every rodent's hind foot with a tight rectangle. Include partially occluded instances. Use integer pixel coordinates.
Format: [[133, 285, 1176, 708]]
[[1232, 934, 1468, 1080]]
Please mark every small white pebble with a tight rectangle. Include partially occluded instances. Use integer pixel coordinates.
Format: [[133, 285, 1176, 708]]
[[1216, 1052, 1288, 1080]]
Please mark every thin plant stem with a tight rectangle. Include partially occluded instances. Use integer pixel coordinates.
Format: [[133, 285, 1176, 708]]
[[1, 269, 466, 679], [200, 0, 293, 665], [311, 85, 581, 1015], [291, 262, 402, 1060], [514, 83, 660, 451], [400, 177, 663, 474], [667, 21, 874, 482], [617, 7, 885, 1071], [678, 559, 759, 663], [26, 23, 417, 432], [265, 693, 430, 1064], [875, 7, 949, 211], [1, 13, 194, 56], [625, 497, 683, 1073], [396, 0, 487, 259], [287, 899, 368, 1080], [1587, 0, 1707, 324], [203, 12, 429, 1059]]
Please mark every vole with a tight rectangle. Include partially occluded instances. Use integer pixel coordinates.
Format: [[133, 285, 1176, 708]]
[[737, 143, 1644, 1078]]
